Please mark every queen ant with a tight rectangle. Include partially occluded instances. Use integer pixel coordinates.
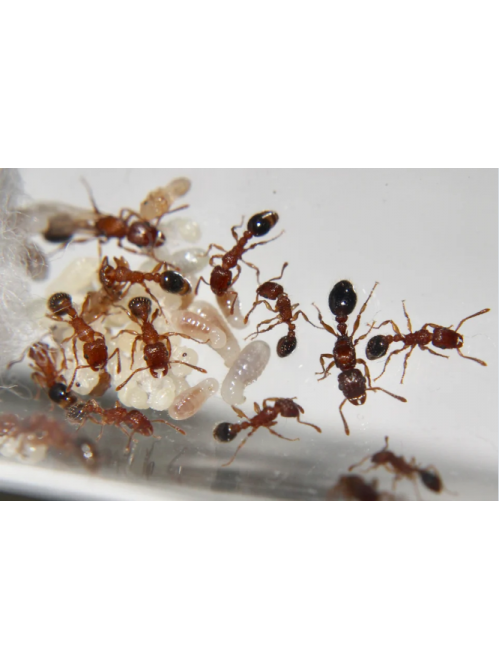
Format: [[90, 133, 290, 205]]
[[8, 342, 77, 410], [243, 262, 314, 357], [113, 296, 207, 391], [348, 437, 453, 499], [195, 211, 282, 312], [313, 280, 407, 435], [365, 302, 490, 383], [66, 399, 185, 455], [47, 292, 120, 391], [213, 397, 321, 467]]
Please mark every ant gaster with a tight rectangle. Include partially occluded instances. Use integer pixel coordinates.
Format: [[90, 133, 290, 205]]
[[213, 397, 321, 467], [348, 437, 453, 499], [313, 281, 406, 435], [244, 262, 314, 357], [47, 292, 120, 391], [365, 302, 490, 382], [114, 296, 207, 391], [195, 211, 281, 312]]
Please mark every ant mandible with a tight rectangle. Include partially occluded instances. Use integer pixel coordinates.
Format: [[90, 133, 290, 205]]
[[114, 296, 207, 391], [195, 211, 281, 312], [47, 293, 121, 391], [66, 399, 185, 454], [365, 302, 490, 383], [313, 280, 406, 435], [348, 436, 453, 499], [213, 397, 321, 467], [243, 262, 315, 357]]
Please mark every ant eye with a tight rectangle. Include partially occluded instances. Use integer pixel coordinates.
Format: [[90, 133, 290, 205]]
[[366, 335, 389, 360], [328, 281, 357, 317], [247, 211, 279, 237], [160, 270, 190, 295], [213, 422, 237, 442]]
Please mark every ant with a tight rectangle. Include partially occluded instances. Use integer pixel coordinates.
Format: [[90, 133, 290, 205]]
[[195, 211, 282, 312], [243, 262, 314, 357], [213, 397, 321, 467], [365, 302, 490, 383], [313, 280, 407, 435], [348, 437, 453, 499], [7, 342, 77, 410], [113, 297, 207, 391], [325, 475, 395, 501], [47, 292, 120, 391], [99, 256, 191, 312], [66, 399, 185, 454]]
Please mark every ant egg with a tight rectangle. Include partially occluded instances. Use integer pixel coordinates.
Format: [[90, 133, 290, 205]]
[[46, 257, 99, 298], [216, 294, 247, 329], [169, 346, 199, 377], [71, 367, 101, 396], [191, 301, 241, 366], [168, 378, 220, 420], [221, 341, 271, 405], [118, 383, 150, 410], [147, 379, 176, 412], [0, 436, 48, 464], [169, 310, 226, 349], [152, 247, 209, 276], [162, 217, 201, 243]]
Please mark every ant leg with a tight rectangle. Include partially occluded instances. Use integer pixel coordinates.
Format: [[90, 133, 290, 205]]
[[266, 426, 299, 442], [316, 354, 335, 381], [454, 308, 490, 332], [221, 432, 255, 467], [209, 254, 225, 268], [171, 360, 207, 374], [295, 415, 322, 433], [338, 399, 350, 436], [107, 347, 122, 374], [401, 301, 413, 333], [354, 321, 377, 345], [195, 276, 210, 296], [373, 345, 408, 382], [67, 364, 92, 392], [244, 299, 276, 324], [356, 358, 372, 387], [312, 304, 339, 337], [245, 317, 282, 341], [399, 346, 419, 384], [422, 346, 448, 360], [112, 329, 139, 339], [115, 366, 149, 391], [366, 386, 407, 404], [240, 258, 261, 283], [246, 230, 285, 250], [348, 452, 374, 472], [294, 310, 324, 330], [370, 319, 402, 336], [351, 282, 379, 337], [456, 348, 487, 367], [231, 216, 245, 241], [150, 419, 186, 436]]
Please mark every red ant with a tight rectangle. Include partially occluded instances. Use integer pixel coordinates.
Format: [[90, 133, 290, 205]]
[[114, 296, 207, 391], [325, 475, 395, 501], [99, 256, 190, 312], [195, 211, 282, 312], [0, 413, 99, 470], [243, 262, 314, 357], [348, 437, 453, 499], [213, 397, 321, 467], [47, 292, 120, 391], [366, 302, 490, 383], [66, 399, 185, 454], [8, 342, 77, 409], [313, 280, 407, 436]]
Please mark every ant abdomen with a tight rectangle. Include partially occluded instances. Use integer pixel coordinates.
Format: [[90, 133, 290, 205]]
[[419, 469, 442, 493], [48, 292, 73, 315], [246, 211, 279, 237], [366, 334, 390, 360], [160, 270, 191, 295], [213, 422, 238, 442], [328, 280, 357, 317], [277, 334, 297, 357], [48, 382, 76, 408]]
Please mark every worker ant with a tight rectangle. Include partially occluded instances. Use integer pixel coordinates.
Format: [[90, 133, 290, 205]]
[[365, 302, 490, 383], [113, 296, 207, 391], [47, 292, 120, 390], [325, 475, 395, 501], [7, 342, 78, 410], [213, 397, 321, 467], [313, 280, 407, 435], [195, 211, 282, 312], [244, 262, 314, 357], [66, 399, 185, 454], [348, 437, 453, 499]]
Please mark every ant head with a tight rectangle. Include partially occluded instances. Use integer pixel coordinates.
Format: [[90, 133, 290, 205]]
[[48, 292, 73, 316], [277, 334, 297, 358], [366, 335, 390, 360], [274, 398, 300, 417], [247, 211, 279, 237], [213, 422, 238, 442], [160, 270, 190, 295], [129, 296, 152, 320], [127, 221, 162, 247], [419, 469, 442, 493], [257, 281, 283, 300], [328, 281, 357, 318]]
